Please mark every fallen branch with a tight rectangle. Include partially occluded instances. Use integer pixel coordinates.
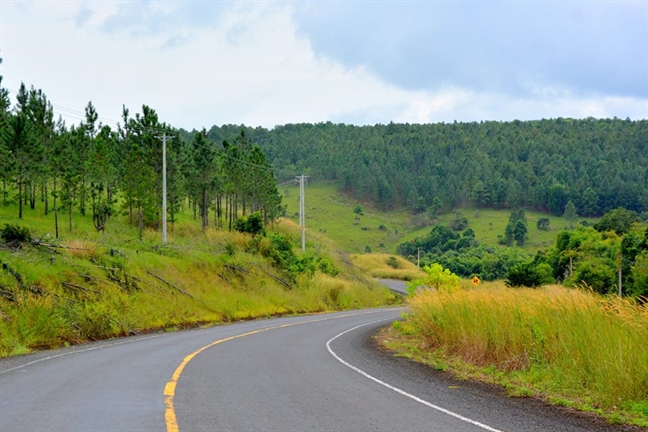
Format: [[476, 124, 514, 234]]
[[216, 272, 231, 284], [254, 265, 293, 290], [224, 264, 251, 274], [62, 281, 100, 294], [146, 270, 194, 299], [30, 239, 62, 255], [0, 288, 15, 302], [1, 261, 24, 288]]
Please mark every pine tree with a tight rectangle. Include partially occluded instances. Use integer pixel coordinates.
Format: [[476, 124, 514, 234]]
[[564, 200, 578, 228]]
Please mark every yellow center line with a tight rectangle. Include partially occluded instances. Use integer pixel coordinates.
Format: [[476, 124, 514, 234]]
[[164, 309, 396, 432]]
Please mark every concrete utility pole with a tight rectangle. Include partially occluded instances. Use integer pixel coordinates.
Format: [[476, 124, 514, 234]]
[[296, 174, 309, 251], [156, 133, 173, 245], [618, 250, 622, 297]]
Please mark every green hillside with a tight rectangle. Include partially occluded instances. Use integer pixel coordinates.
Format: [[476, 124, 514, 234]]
[[282, 181, 588, 254], [203, 119, 648, 218]]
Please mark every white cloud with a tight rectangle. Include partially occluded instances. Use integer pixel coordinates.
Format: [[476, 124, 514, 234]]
[[1, 1, 646, 131]]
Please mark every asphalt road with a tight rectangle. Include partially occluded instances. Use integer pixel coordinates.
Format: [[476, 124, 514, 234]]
[[376, 278, 409, 295], [0, 305, 642, 432]]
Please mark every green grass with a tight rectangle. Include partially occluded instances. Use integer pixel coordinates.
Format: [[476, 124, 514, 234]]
[[282, 182, 410, 253], [0, 197, 399, 357], [282, 181, 588, 254]]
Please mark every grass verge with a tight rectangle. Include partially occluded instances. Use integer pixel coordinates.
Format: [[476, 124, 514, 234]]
[[379, 282, 648, 428], [0, 203, 399, 358]]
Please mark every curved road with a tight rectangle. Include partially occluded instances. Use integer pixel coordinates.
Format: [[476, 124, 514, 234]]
[[0, 306, 639, 431]]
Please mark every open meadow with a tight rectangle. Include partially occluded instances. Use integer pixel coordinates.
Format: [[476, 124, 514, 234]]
[[281, 181, 590, 254]]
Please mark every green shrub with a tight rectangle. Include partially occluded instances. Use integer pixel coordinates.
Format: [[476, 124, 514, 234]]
[[0, 224, 32, 248], [234, 212, 265, 236], [537, 217, 550, 231], [505, 262, 551, 288], [386, 256, 400, 269], [450, 216, 468, 231]]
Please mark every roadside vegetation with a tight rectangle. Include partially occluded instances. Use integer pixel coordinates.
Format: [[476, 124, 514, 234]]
[[0, 205, 398, 358], [383, 266, 648, 427], [350, 253, 425, 281]]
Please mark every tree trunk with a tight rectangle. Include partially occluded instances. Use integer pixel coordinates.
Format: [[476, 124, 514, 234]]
[[53, 178, 59, 239], [30, 182, 36, 210], [68, 202, 73, 233], [201, 187, 208, 231], [234, 193, 238, 223], [18, 179, 23, 219], [228, 194, 233, 232], [43, 182, 49, 215], [80, 179, 86, 216], [138, 203, 144, 241], [216, 195, 222, 229]]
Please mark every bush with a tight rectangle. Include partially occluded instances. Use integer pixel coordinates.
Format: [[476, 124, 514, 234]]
[[386, 256, 400, 269], [571, 259, 616, 294], [262, 233, 338, 279], [537, 218, 550, 231], [505, 262, 551, 288], [0, 224, 32, 248], [408, 263, 461, 294], [450, 216, 468, 231], [593, 208, 640, 235], [234, 212, 265, 236]]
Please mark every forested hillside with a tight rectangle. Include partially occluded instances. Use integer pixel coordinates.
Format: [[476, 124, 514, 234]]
[[195, 119, 648, 217]]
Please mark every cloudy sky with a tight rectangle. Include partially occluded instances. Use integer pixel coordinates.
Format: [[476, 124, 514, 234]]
[[1, 1, 647, 130]]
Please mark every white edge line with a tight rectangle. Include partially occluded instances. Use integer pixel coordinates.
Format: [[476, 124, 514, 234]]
[[326, 320, 504, 432], [0, 334, 164, 375]]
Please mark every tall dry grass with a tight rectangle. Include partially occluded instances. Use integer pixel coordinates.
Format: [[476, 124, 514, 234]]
[[0, 213, 398, 357], [351, 253, 426, 281], [407, 283, 648, 410]]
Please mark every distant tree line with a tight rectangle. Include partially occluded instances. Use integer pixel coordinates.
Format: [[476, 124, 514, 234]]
[[506, 208, 648, 298], [396, 207, 648, 299], [0, 73, 282, 237], [191, 119, 648, 217]]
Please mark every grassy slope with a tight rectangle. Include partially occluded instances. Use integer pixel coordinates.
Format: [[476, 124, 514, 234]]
[[282, 182, 409, 253], [383, 282, 648, 427], [350, 253, 426, 281], [0, 200, 399, 357], [282, 181, 592, 254]]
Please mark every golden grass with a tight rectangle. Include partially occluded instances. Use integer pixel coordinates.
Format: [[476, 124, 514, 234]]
[[350, 253, 426, 281], [404, 283, 648, 415], [60, 239, 101, 260], [0, 205, 399, 357]]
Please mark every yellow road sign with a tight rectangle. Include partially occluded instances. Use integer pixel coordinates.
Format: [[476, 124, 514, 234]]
[[471, 276, 481, 286]]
